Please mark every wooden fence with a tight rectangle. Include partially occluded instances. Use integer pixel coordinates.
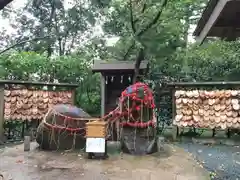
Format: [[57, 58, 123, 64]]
[[0, 80, 78, 142], [163, 81, 240, 140]]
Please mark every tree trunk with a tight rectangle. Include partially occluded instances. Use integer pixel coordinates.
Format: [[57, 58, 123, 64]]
[[133, 48, 145, 83]]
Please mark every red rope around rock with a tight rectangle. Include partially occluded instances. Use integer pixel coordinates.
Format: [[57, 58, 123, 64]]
[[105, 82, 156, 128]]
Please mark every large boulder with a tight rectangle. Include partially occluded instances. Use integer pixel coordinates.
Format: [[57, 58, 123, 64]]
[[118, 83, 157, 155], [36, 104, 91, 150], [120, 126, 158, 155]]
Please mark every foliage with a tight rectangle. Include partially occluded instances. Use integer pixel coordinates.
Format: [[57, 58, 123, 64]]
[[145, 41, 240, 128], [3, 120, 24, 141], [0, 51, 101, 115], [169, 40, 240, 82], [1, 0, 240, 129], [98, 0, 207, 62], [0, 0, 102, 56], [0, 51, 50, 81]]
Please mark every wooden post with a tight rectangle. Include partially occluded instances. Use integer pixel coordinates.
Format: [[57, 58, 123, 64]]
[[0, 84, 4, 142], [171, 88, 178, 141], [226, 129, 231, 138], [212, 129, 216, 137], [71, 89, 76, 105], [101, 74, 105, 117]]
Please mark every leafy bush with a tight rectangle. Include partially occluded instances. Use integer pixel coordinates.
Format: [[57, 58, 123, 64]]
[[0, 51, 101, 116], [170, 40, 240, 81]]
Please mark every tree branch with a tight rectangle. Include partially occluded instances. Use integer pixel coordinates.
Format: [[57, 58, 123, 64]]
[[0, 36, 49, 54], [46, 0, 56, 57], [141, 3, 146, 13], [133, 48, 145, 83], [132, 0, 168, 84], [123, 40, 135, 60], [129, 0, 136, 33], [137, 0, 168, 37], [62, 28, 70, 54], [53, 14, 63, 56], [130, 2, 147, 33], [66, 33, 77, 55]]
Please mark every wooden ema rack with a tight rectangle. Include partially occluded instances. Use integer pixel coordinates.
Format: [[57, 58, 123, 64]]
[[86, 120, 107, 138]]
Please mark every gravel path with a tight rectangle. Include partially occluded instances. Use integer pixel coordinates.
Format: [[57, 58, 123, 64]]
[[0, 142, 209, 180], [176, 143, 240, 180]]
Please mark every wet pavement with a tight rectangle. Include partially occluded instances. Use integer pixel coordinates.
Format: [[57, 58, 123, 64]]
[[0, 142, 209, 180], [176, 143, 240, 180]]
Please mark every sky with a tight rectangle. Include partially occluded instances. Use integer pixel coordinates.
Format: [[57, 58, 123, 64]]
[[0, 0, 25, 30], [0, 0, 196, 47], [0, 0, 120, 46]]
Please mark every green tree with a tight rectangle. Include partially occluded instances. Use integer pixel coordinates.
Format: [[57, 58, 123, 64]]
[[93, 0, 208, 81], [0, 51, 101, 115], [0, 0, 99, 56], [171, 41, 240, 81]]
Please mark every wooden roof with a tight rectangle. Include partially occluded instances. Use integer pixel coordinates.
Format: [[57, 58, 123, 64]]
[[193, 0, 219, 37], [92, 60, 148, 73], [193, 0, 240, 43], [0, 0, 13, 10], [0, 79, 79, 87]]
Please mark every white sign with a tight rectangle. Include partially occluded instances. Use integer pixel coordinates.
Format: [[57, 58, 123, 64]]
[[86, 138, 105, 153]]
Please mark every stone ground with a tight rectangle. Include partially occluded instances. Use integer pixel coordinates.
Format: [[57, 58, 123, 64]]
[[176, 143, 240, 180], [0, 142, 209, 180]]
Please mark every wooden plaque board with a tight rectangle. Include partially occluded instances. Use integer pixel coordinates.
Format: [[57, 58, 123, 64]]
[[86, 137, 105, 153]]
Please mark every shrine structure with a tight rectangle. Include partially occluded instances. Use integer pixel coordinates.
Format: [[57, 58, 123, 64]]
[[194, 0, 240, 43], [92, 60, 149, 118]]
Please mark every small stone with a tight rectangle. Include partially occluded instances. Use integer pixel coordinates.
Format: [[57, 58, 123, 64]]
[[235, 161, 240, 165], [16, 160, 23, 163]]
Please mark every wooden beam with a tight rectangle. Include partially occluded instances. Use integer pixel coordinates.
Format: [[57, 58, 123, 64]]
[[196, 0, 230, 44], [0, 0, 13, 10], [0, 80, 78, 88], [100, 74, 106, 117], [0, 84, 4, 141], [71, 90, 76, 105], [171, 89, 178, 141], [215, 19, 240, 28], [92, 60, 148, 73], [167, 81, 240, 87], [225, 27, 237, 41]]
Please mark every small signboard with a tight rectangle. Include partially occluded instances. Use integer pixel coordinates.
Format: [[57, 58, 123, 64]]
[[86, 137, 105, 153]]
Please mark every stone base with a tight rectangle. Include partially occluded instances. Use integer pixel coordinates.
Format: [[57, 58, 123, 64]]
[[120, 127, 158, 155], [36, 123, 85, 150]]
